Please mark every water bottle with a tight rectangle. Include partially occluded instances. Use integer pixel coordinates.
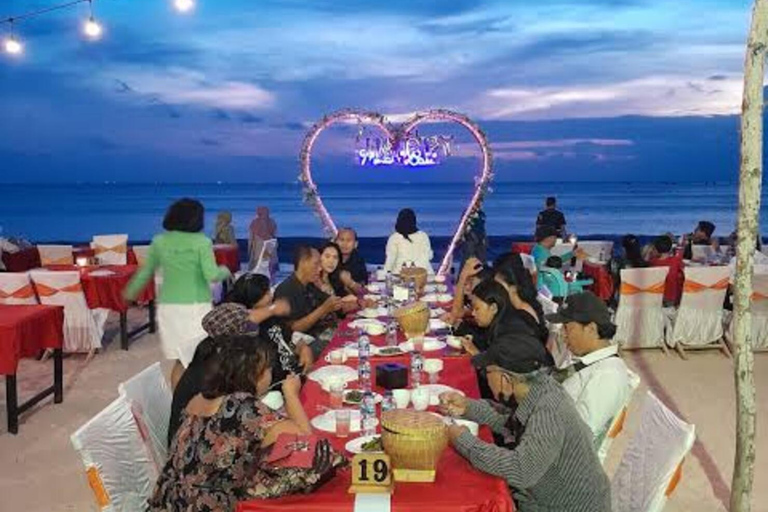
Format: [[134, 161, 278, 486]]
[[386, 321, 398, 347], [358, 357, 372, 392], [358, 334, 371, 359], [410, 352, 423, 388], [599, 247, 605, 262], [381, 390, 396, 412], [406, 280, 416, 302], [385, 271, 393, 296], [361, 391, 377, 436]]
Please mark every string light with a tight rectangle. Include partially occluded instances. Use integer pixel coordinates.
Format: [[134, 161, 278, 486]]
[[173, 0, 195, 13], [3, 21, 23, 56], [83, 1, 103, 40]]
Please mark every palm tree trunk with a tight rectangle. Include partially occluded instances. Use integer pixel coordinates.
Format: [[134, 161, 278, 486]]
[[730, 1, 767, 510]]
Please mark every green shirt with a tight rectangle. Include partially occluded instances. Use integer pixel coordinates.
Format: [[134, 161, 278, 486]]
[[124, 231, 231, 304]]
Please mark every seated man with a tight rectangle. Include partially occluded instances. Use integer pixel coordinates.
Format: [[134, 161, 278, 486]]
[[683, 220, 717, 259], [274, 246, 342, 356], [547, 292, 633, 449], [648, 235, 684, 306], [440, 352, 611, 512], [335, 227, 369, 285]]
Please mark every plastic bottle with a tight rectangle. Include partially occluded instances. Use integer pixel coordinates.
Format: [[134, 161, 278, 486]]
[[386, 321, 398, 347], [381, 390, 395, 412], [358, 357, 372, 392], [361, 391, 377, 436], [410, 352, 423, 388], [358, 335, 371, 360]]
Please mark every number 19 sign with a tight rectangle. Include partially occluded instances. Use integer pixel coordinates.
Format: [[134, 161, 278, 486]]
[[349, 453, 394, 494]]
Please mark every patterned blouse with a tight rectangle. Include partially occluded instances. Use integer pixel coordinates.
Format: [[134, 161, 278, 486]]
[[149, 393, 322, 511]]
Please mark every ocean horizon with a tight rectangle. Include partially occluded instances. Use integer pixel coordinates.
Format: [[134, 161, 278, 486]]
[[0, 181, 761, 246]]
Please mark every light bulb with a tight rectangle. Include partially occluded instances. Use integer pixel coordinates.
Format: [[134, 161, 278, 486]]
[[4, 36, 23, 55], [174, 0, 195, 13], [83, 17, 103, 39]]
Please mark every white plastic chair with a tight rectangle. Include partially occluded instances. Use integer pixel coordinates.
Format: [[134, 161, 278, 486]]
[[668, 266, 731, 356], [726, 272, 768, 351], [252, 238, 278, 278], [578, 241, 614, 261], [520, 253, 537, 276], [38, 244, 73, 266], [29, 270, 107, 353], [0, 272, 38, 305], [613, 267, 670, 352], [118, 362, 173, 469], [691, 245, 715, 263], [70, 395, 159, 511], [611, 391, 696, 512], [597, 370, 641, 463], [551, 243, 575, 259], [92, 234, 129, 265], [132, 245, 150, 267]]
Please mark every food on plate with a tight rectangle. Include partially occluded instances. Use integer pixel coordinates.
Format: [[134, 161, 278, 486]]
[[343, 390, 364, 405], [361, 436, 383, 452], [378, 346, 405, 356]]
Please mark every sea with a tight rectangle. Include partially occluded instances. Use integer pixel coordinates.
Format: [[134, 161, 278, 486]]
[[0, 181, 763, 263]]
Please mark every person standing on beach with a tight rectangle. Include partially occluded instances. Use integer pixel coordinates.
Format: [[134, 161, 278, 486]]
[[212, 211, 236, 245], [384, 208, 434, 274], [249, 206, 278, 274], [535, 197, 567, 238], [124, 198, 231, 388]]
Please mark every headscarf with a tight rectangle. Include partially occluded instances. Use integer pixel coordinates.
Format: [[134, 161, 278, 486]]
[[250, 206, 277, 240], [395, 208, 418, 242], [214, 211, 236, 244]]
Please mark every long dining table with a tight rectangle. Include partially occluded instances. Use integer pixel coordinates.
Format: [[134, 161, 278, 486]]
[[237, 303, 515, 512]]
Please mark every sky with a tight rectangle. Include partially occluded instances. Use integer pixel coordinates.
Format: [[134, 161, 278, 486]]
[[0, 0, 756, 183]]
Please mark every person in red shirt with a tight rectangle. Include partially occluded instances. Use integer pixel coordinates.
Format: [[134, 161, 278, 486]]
[[648, 235, 684, 306]]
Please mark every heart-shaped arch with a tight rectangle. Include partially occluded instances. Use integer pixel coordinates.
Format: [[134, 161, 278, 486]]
[[299, 108, 493, 276]]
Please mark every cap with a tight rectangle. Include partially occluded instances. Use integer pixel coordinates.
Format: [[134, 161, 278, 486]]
[[202, 303, 250, 338], [535, 225, 558, 241], [545, 292, 612, 326]]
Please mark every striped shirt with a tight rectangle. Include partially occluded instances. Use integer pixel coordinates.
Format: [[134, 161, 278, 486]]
[[454, 375, 611, 512]]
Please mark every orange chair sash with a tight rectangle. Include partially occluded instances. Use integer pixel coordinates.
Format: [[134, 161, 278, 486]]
[[751, 291, 768, 301], [620, 282, 665, 295], [94, 244, 127, 255], [0, 284, 35, 300], [35, 282, 83, 297], [607, 407, 628, 439], [683, 277, 730, 294], [664, 461, 684, 497]]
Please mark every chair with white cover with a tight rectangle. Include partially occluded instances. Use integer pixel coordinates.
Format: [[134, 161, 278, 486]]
[[520, 253, 537, 277], [613, 267, 670, 353], [597, 370, 641, 464], [551, 243, 575, 259], [92, 234, 129, 265], [132, 245, 150, 267], [118, 362, 173, 469], [252, 238, 278, 278], [726, 272, 768, 352], [578, 241, 614, 261], [29, 270, 107, 353], [691, 245, 716, 263], [667, 266, 731, 358], [611, 391, 696, 512], [70, 395, 159, 511], [0, 272, 38, 305], [539, 294, 573, 369], [38, 244, 73, 266]]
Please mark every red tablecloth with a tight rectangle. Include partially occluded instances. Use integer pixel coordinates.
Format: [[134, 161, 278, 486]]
[[44, 265, 155, 312], [214, 245, 240, 273], [0, 304, 64, 375], [237, 319, 514, 512], [73, 246, 139, 265], [511, 242, 534, 255], [2, 247, 41, 273], [582, 262, 614, 301]]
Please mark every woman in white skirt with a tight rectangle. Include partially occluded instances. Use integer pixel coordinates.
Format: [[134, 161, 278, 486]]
[[125, 198, 231, 387]]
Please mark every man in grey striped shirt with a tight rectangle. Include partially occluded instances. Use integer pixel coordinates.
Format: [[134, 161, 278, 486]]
[[440, 357, 611, 511]]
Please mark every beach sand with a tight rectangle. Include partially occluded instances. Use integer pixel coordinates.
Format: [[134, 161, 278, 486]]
[[0, 310, 766, 512]]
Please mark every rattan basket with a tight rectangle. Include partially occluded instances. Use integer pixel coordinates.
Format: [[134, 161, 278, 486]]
[[399, 266, 428, 295], [393, 301, 429, 339], [381, 410, 447, 482]]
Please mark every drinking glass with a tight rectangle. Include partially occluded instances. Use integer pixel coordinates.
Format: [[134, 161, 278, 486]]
[[428, 371, 440, 384], [335, 409, 352, 438], [329, 381, 345, 409], [412, 336, 424, 353]]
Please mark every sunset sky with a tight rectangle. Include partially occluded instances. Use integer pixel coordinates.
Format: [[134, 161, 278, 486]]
[[0, 0, 754, 183]]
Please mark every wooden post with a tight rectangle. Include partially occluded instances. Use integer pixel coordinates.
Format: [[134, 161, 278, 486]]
[[731, 1, 767, 510]]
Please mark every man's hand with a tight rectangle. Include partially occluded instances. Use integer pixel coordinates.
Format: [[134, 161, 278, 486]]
[[439, 392, 469, 417], [270, 299, 291, 317], [447, 424, 469, 444], [296, 342, 314, 372], [321, 296, 343, 315]]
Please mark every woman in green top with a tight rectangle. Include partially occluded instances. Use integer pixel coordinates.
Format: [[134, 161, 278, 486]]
[[125, 198, 231, 387]]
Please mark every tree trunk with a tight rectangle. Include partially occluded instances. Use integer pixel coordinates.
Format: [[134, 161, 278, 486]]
[[731, 1, 767, 510]]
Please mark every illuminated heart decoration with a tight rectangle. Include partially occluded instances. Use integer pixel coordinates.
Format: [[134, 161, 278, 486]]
[[299, 109, 493, 276]]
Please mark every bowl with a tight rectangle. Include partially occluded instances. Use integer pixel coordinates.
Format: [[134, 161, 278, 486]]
[[445, 336, 463, 349]]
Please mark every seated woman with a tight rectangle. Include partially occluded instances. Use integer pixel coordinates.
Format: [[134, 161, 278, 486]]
[[317, 241, 366, 298], [439, 355, 611, 512], [384, 208, 434, 274], [152, 337, 345, 511]]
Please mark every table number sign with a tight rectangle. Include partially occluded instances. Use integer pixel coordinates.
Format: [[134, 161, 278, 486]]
[[349, 453, 394, 494]]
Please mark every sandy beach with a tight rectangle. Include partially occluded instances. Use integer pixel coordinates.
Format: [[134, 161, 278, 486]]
[[0, 310, 765, 512]]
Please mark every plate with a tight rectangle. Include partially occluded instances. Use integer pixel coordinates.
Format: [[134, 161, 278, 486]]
[[430, 308, 446, 318], [422, 293, 453, 304], [367, 283, 383, 293], [420, 384, 465, 406], [364, 294, 382, 301], [358, 307, 388, 319], [310, 409, 378, 434], [349, 318, 385, 329], [376, 346, 406, 357], [343, 389, 382, 406], [429, 318, 450, 331], [442, 418, 479, 436], [307, 365, 358, 384], [399, 338, 446, 353], [424, 284, 448, 293], [345, 435, 383, 454], [87, 270, 115, 277]]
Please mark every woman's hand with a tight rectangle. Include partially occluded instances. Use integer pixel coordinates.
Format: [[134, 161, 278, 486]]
[[459, 257, 483, 283], [439, 392, 469, 417], [439, 311, 457, 327], [447, 424, 469, 444], [296, 343, 314, 372], [461, 335, 480, 356], [282, 374, 303, 398]]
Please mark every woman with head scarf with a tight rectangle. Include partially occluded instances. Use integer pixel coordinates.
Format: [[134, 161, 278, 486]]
[[383, 208, 434, 274], [249, 206, 279, 274], [213, 211, 237, 245]]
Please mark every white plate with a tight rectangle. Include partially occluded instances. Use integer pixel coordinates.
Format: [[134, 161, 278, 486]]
[[443, 418, 479, 436], [367, 283, 383, 293], [343, 390, 383, 406], [307, 365, 358, 385], [399, 338, 446, 353], [364, 294, 382, 301], [422, 293, 453, 304], [430, 308, 446, 318], [349, 318, 385, 329], [420, 384, 465, 406], [345, 435, 382, 454], [310, 409, 378, 434], [359, 307, 388, 319], [429, 318, 449, 331], [88, 270, 115, 277], [424, 284, 449, 293]]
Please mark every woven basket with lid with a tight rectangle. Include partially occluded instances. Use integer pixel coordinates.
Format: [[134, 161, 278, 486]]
[[381, 410, 448, 482], [399, 266, 428, 295], [393, 301, 429, 339]]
